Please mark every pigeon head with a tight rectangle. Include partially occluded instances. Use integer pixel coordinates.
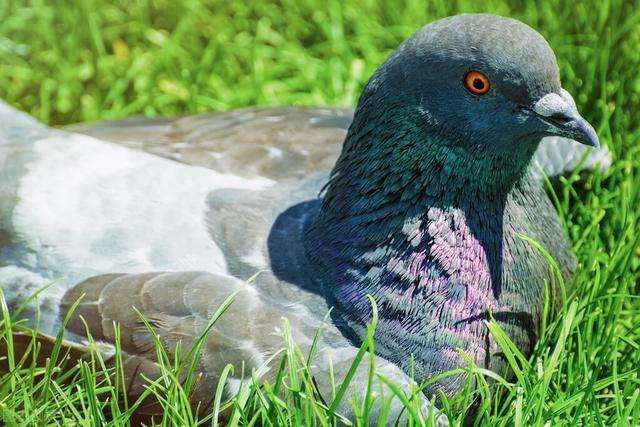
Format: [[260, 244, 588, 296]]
[[338, 14, 598, 188]]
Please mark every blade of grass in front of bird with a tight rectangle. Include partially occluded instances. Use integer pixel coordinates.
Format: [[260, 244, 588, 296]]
[[485, 314, 530, 385], [327, 295, 378, 418], [376, 373, 423, 424], [38, 292, 84, 405], [514, 386, 523, 427], [360, 298, 378, 425], [212, 363, 234, 427], [0, 288, 16, 392], [182, 290, 240, 403], [517, 233, 567, 308], [133, 308, 192, 425], [79, 359, 105, 425], [226, 363, 252, 427], [532, 300, 578, 424]]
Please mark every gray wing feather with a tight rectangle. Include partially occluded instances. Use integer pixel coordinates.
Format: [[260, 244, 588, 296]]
[[534, 136, 611, 177], [66, 107, 351, 181]]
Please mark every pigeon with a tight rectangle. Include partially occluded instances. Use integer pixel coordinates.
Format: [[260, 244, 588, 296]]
[[0, 13, 608, 423]]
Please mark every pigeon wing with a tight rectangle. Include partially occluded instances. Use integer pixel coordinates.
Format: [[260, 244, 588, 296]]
[[66, 107, 352, 182], [533, 136, 611, 177]]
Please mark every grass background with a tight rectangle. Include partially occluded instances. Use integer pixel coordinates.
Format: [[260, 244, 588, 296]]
[[0, 0, 639, 425]]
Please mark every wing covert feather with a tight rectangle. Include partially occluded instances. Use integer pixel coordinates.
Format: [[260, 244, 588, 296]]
[[67, 107, 352, 181]]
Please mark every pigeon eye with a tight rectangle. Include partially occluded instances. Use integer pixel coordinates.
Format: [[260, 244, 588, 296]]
[[464, 71, 491, 95]]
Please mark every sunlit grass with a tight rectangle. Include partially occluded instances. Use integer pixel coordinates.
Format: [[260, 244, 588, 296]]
[[0, 0, 639, 425]]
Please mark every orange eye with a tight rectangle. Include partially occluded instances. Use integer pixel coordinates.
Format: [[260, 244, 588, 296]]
[[464, 71, 490, 95]]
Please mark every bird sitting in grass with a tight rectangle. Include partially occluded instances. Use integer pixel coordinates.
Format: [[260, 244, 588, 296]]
[[0, 13, 608, 423]]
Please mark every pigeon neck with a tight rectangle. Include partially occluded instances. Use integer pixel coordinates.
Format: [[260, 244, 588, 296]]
[[310, 115, 539, 233], [304, 118, 541, 314]]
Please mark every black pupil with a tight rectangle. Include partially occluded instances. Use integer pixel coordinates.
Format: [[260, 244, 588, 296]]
[[472, 78, 485, 90]]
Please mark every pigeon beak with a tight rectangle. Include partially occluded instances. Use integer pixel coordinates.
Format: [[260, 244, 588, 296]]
[[532, 89, 600, 148]]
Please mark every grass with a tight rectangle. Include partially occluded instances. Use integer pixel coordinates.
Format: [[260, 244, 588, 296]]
[[0, 0, 639, 425]]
